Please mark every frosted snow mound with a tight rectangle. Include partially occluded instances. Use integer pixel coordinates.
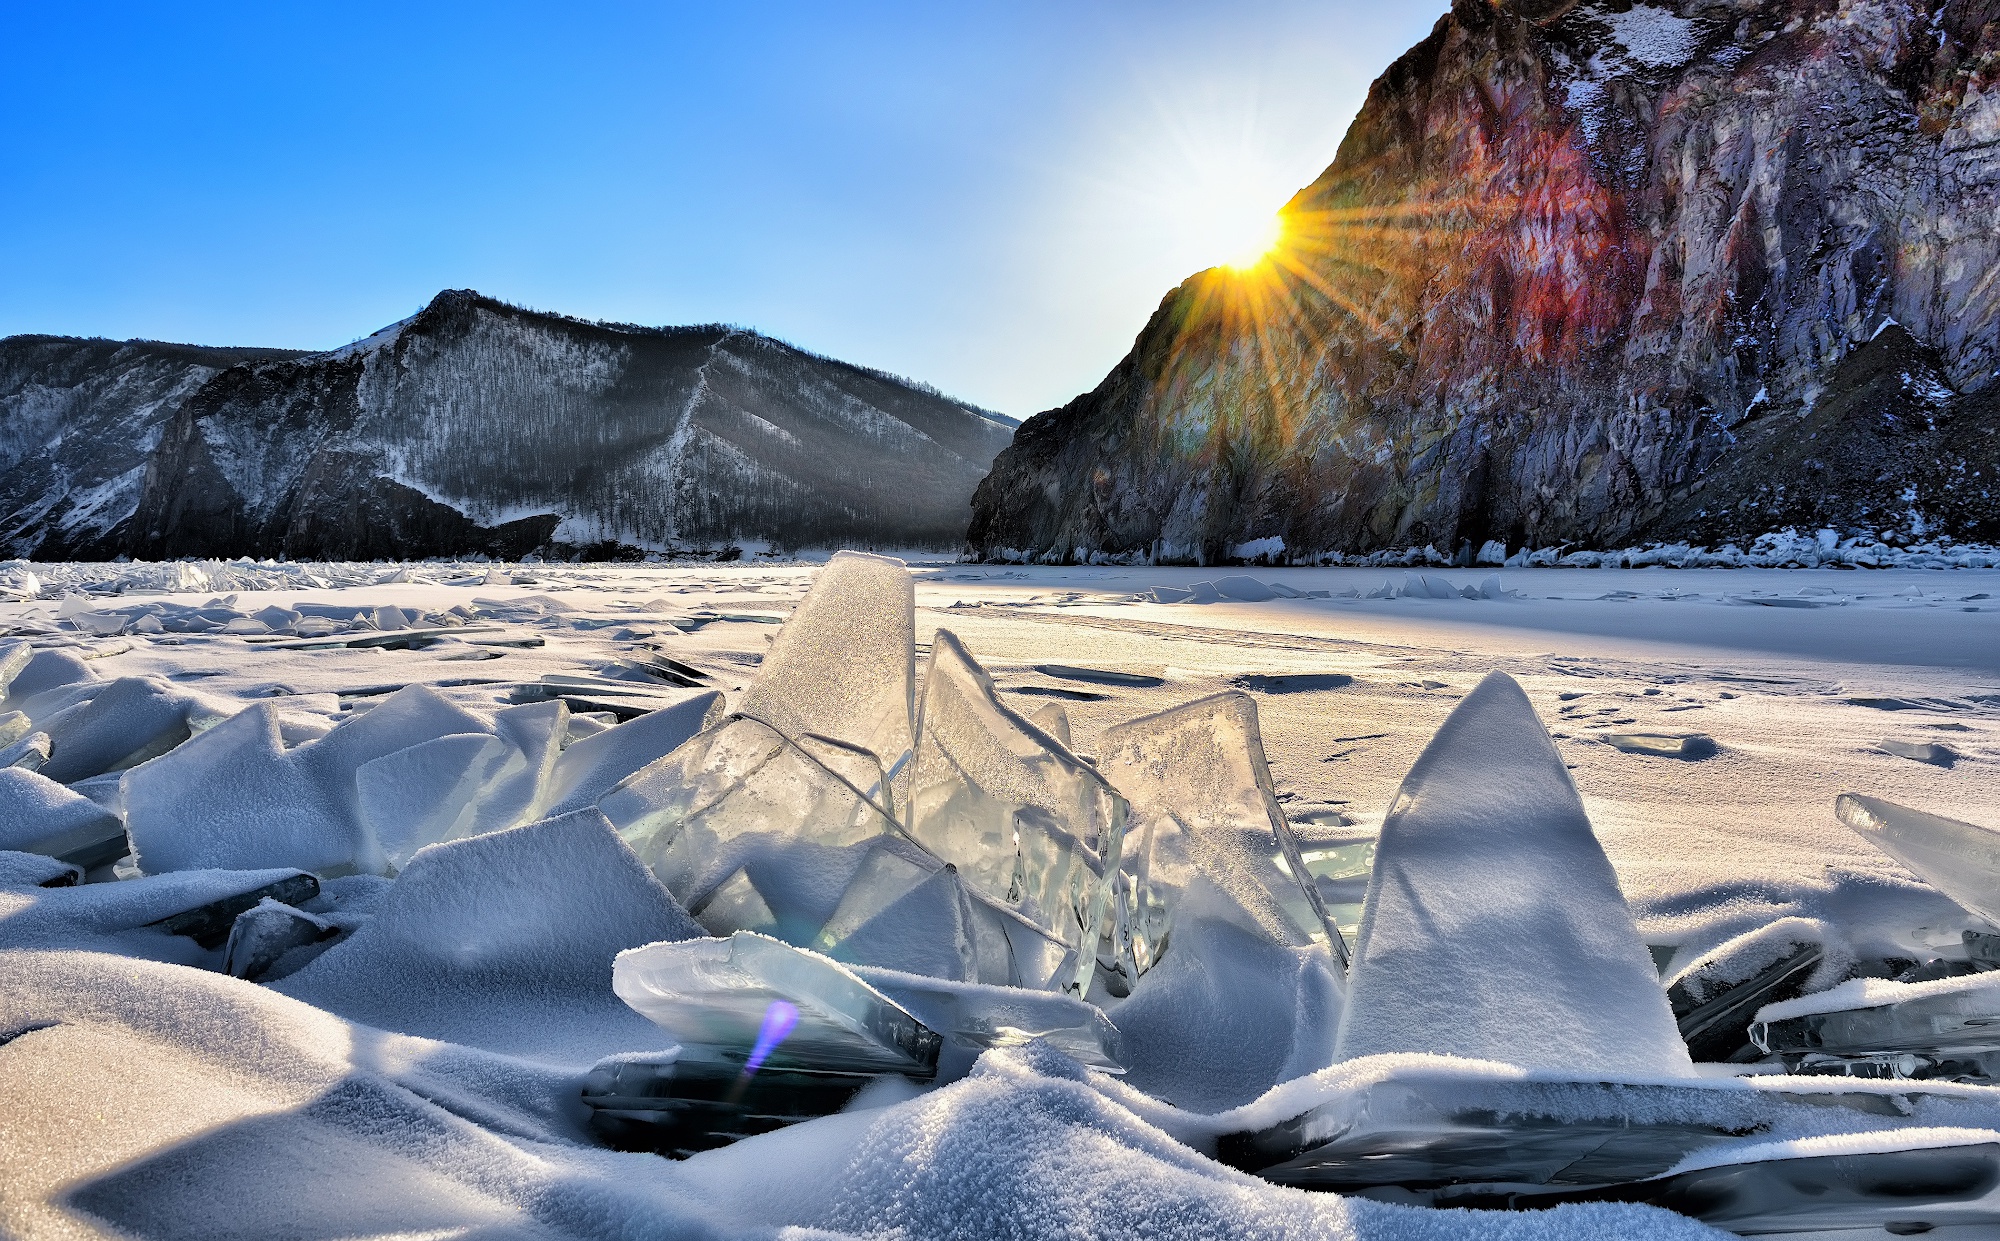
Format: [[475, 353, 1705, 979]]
[[277, 808, 700, 1064], [1334, 672, 1694, 1076]]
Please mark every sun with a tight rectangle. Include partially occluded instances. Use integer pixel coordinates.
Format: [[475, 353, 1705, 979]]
[[1221, 212, 1284, 270]]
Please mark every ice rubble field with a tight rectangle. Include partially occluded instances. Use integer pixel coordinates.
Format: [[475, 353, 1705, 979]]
[[2, 553, 2000, 1240]]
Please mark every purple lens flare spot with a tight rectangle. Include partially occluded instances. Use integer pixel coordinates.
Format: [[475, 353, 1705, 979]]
[[744, 1000, 800, 1075]]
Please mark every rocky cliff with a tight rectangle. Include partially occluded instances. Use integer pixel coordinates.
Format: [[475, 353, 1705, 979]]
[[0, 291, 1015, 560], [969, 0, 2000, 564]]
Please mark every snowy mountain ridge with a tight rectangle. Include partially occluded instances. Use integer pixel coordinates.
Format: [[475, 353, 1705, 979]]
[[0, 290, 1016, 560]]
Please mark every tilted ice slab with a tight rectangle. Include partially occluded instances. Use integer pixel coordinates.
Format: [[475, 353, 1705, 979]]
[[907, 630, 1125, 995], [1097, 690, 1344, 980], [1334, 672, 1692, 1076], [1837, 793, 2000, 927]]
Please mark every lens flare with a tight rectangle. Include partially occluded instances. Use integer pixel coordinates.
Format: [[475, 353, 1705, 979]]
[[744, 1000, 800, 1076]]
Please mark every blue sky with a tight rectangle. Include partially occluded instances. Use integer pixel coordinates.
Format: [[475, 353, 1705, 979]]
[[1, 2, 1447, 416]]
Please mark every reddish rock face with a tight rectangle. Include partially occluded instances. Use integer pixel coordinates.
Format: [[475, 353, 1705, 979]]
[[970, 0, 2000, 564]]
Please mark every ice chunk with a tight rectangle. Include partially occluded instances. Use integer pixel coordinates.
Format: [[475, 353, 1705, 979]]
[[0, 850, 80, 888], [1837, 794, 2000, 927], [278, 809, 700, 1062], [582, 1052, 888, 1158], [0, 710, 30, 749], [1096, 691, 1343, 982], [1220, 1062, 1988, 1206], [853, 963, 1126, 1079], [1527, 1140, 2000, 1235], [356, 733, 521, 871], [812, 836, 980, 981], [1751, 971, 2000, 1083], [1034, 664, 1164, 688], [605, 714, 903, 912], [150, 872, 321, 948], [543, 691, 720, 817], [1600, 732, 1717, 759], [613, 931, 941, 1075], [38, 676, 192, 783], [1667, 919, 1826, 1063], [0, 766, 126, 869], [0, 640, 31, 696], [0, 731, 48, 771], [222, 897, 337, 981], [126, 685, 496, 875], [906, 630, 1125, 995], [1025, 702, 1073, 750], [1879, 738, 1959, 766], [1211, 576, 1279, 602], [4, 648, 96, 707], [737, 551, 914, 772], [483, 698, 568, 824], [1334, 672, 1693, 1076]]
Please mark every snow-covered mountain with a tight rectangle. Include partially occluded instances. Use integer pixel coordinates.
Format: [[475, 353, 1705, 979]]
[[969, 0, 2000, 564], [0, 291, 1016, 559]]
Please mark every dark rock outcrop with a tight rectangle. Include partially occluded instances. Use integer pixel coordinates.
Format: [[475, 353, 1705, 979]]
[[1, 291, 1016, 560], [969, 0, 2000, 563]]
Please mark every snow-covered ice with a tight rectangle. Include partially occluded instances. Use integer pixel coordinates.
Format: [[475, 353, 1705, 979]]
[[4, 553, 2000, 1237]]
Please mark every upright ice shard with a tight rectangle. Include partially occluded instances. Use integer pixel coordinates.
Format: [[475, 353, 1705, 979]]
[[1333, 673, 1692, 1076], [613, 932, 941, 1075], [906, 630, 1125, 995], [1837, 794, 2000, 926], [1097, 691, 1343, 981], [736, 550, 915, 777]]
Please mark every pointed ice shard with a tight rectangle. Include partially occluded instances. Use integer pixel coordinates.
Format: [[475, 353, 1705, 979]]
[[688, 867, 781, 937], [737, 551, 914, 774], [1334, 672, 1692, 1076], [613, 932, 942, 1075], [1025, 702, 1073, 750], [1097, 691, 1343, 981], [906, 630, 1124, 995], [1837, 794, 2000, 926]]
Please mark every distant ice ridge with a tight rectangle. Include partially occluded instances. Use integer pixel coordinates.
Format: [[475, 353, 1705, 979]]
[[988, 528, 2000, 571]]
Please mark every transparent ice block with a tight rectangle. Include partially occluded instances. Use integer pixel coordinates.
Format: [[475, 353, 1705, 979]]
[[1837, 793, 2000, 927]]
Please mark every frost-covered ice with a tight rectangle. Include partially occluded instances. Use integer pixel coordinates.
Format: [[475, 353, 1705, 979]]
[[4, 553, 2000, 1238], [1334, 673, 1693, 1077]]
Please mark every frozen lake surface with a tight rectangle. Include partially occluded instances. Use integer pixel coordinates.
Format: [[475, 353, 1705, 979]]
[[4, 556, 1999, 1239]]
